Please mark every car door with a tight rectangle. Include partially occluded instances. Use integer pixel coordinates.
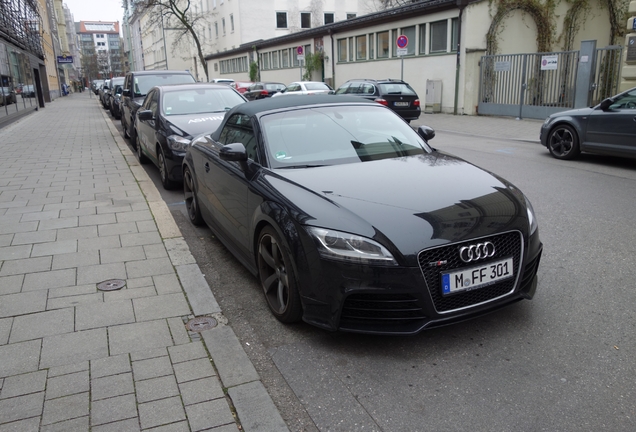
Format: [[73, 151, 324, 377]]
[[585, 89, 636, 154], [203, 113, 259, 258], [137, 90, 159, 163]]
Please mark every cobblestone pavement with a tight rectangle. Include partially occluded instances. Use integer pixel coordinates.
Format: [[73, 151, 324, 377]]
[[0, 95, 287, 431]]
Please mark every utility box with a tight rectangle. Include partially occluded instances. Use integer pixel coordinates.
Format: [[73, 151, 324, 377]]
[[425, 80, 442, 113]]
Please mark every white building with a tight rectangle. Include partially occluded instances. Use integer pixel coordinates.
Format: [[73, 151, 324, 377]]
[[125, 0, 373, 81]]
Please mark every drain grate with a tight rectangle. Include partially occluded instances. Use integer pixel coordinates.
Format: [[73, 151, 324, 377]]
[[185, 316, 218, 332], [97, 279, 126, 291]]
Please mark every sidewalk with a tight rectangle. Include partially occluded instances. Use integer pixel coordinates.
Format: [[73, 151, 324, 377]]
[[0, 95, 287, 431], [412, 111, 543, 143]]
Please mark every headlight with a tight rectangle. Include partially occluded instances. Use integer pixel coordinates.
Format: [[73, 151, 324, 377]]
[[524, 195, 538, 234], [306, 227, 397, 266], [167, 135, 191, 151]]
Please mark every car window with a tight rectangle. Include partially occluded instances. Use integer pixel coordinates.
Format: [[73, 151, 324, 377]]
[[266, 84, 285, 91], [361, 84, 375, 95], [335, 83, 350, 95], [261, 105, 431, 169], [287, 84, 301, 92], [162, 88, 245, 116], [378, 83, 417, 95], [218, 114, 259, 163], [609, 89, 636, 110]]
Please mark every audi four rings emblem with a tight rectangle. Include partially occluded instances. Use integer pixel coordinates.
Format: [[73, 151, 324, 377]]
[[459, 242, 496, 263]]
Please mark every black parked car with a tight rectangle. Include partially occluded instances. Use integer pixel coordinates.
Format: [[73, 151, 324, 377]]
[[91, 79, 104, 95], [335, 78, 421, 122], [135, 83, 246, 189], [540, 86, 636, 160], [243, 82, 286, 101], [182, 95, 542, 334], [108, 77, 125, 119], [121, 70, 196, 148], [99, 79, 111, 108]]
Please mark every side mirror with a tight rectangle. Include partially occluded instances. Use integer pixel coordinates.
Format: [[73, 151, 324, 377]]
[[220, 143, 247, 162], [417, 125, 435, 141], [122, 88, 131, 97], [599, 98, 613, 111], [137, 110, 153, 121]]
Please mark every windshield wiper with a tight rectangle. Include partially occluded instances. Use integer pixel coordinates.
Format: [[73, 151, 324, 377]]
[[277, 164, 326, 169]]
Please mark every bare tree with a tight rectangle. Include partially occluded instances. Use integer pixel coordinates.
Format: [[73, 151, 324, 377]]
[[133, 0, 214, 81]]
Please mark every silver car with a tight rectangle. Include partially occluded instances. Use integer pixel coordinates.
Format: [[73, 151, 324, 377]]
[[271, 81, 333, 97], [540, 87, 636, 160]]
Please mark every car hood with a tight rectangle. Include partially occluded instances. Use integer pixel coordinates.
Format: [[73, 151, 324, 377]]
[[548, 106, 594, 119], [164, 113, 227, 138], [265, 152, 528, 261]]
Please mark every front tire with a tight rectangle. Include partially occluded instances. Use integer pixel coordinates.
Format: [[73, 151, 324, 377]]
[[548, 124, 580, 160], [257, 226, 302, 323], [183, 166, 204, 226], [158, 148, 176, 190], [136, 134, 149, 164]]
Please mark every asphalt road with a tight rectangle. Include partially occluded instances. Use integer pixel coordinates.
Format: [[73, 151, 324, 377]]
[[110, 112, 636, 431]]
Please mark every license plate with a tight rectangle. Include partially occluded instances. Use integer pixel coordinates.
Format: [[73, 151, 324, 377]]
[[394, 101, 409, 107], [441, 257, 514, 295]]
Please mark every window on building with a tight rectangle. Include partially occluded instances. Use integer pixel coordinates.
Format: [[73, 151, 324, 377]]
[[419, 24, 427, 54], [356, 35, 366, 60], [347, 13, 356, 19], [324, 13, 334, 24], [272, 51, 279, 68], [377, 31, 389, 58], [402, 26, 415, 55], [430, 20, 448, 53], [276, 12, 287, 29], [349, 38, 353, 61], [230, 14, 234, 32], [222, 18, 226, 35], [215, 22, 218, 37], [282, 49, 289, 67], [391, 29, 399, 57], [263, 52, 270, 69], [368, 33, 374, 58], [301, 12, 311, 28], [451, 18, 459, 52]]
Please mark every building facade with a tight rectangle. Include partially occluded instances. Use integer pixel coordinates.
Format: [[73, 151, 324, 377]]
[[77, 21, 125, 81], [205, 0, 630, 117], [0, 0, 48, 127]]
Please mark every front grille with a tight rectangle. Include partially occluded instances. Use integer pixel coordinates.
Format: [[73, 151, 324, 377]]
[[418, 231, 523, 313], [340, 293, 426, 326]]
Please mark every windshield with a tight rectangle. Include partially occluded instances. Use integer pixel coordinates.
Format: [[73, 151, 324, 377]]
[[265, 83, 285, 91], [261, 105, 431, 169], [134, 74, 195, 97], [162, 88, 245, 116], [378, 83, 417, 95], [304, 83, 331, 91]]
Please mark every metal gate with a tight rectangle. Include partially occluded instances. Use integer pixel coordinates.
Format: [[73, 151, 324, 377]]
[[478, 45, 623, 119]]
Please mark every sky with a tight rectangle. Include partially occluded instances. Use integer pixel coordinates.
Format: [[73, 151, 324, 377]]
[[63, 0, 125, 27]]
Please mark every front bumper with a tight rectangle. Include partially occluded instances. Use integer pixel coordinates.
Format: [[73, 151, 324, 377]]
[[299, 231, 542, 335]]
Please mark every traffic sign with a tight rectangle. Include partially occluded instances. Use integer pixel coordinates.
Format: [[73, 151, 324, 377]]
[[297, 46, 304, 55], [396, 35, 408, 49]]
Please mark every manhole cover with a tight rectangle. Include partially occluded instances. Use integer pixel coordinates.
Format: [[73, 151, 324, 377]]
[[97, 279, 126, 291], [186, 317, 218, 332]]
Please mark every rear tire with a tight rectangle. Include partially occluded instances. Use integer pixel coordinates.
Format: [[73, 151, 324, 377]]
[[257, 226, 303, 323], [183, 166, 204, 226], [548, 124, 580, 160]]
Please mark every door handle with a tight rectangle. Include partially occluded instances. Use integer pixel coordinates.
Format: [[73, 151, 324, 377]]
[[205, 162, 210, 172]]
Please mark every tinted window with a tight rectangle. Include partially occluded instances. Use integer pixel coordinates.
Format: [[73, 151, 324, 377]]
[[134, 74, 195, 97], [304, 83, 331, 91], [219, 114, 259, 163]]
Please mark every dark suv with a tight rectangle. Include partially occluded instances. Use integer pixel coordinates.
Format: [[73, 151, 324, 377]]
[[120, 70, 196, 146], [335, 79, 421, 122]]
